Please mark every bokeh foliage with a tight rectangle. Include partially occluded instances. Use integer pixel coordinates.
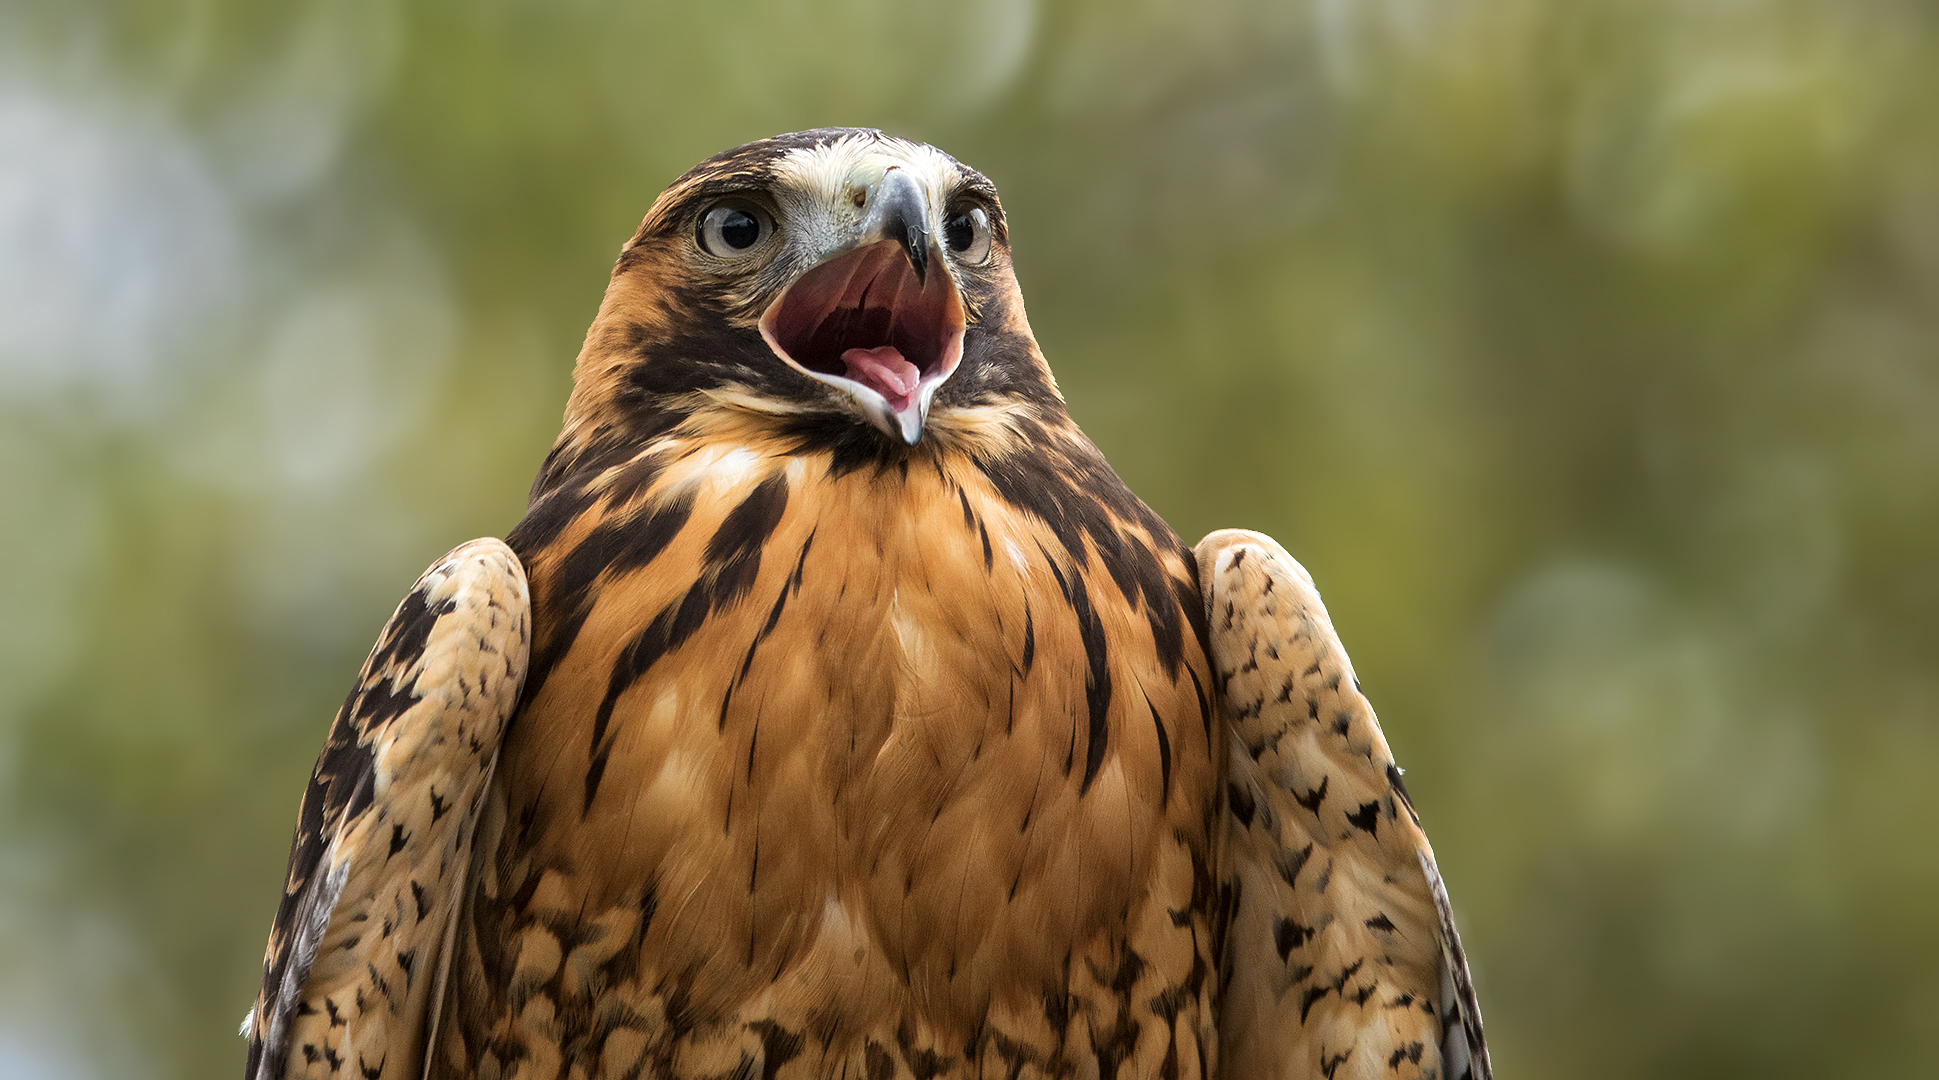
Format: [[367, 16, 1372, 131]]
[[2, 0, 1936, 1076]]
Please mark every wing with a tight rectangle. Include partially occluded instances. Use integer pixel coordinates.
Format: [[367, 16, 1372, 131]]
[[1197, 530, 1490, 1080], [243, 538, 530, 1080]]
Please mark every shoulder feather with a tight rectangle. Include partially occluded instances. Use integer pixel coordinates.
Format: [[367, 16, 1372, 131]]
[[244, 538, 530, 1080], [1196, 529, 1490, 1080]]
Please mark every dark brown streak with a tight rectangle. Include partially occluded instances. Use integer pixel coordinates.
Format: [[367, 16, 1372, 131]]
[[582, 474, 791, 813], [1071, 569, 1113, 795], [1143, 690, 1172, 811]]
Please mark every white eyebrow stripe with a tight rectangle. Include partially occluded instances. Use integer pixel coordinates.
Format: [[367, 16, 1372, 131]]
[[770, 135, 966, 215]]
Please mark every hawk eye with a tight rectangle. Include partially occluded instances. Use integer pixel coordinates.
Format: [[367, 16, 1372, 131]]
[[943, 204, 991, 264], [698, 201, 772, 257]]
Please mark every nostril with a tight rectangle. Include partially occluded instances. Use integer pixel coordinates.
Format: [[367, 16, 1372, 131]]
[[851, 188, 866, 209]]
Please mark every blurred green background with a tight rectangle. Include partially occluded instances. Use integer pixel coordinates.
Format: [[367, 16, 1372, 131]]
[[2, 0, 1936, 1076]]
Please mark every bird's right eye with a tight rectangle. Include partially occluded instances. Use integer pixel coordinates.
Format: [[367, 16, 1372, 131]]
[[697, 201, 773, 257]]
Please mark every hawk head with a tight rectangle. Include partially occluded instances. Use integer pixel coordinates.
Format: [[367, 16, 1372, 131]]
[[554, 128, 1061, 474]]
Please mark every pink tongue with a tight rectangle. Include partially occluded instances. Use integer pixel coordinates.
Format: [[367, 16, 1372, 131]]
[[841, 346, 921, 409]]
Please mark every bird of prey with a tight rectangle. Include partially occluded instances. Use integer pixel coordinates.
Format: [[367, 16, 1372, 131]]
[[245, 129, 1490, 1080]]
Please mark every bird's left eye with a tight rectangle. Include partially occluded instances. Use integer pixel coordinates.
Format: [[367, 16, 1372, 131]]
[[943, 204, 991, 264], [698, 201, 773, 257]]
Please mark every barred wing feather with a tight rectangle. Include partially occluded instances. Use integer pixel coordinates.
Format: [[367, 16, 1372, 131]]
[[1197, 530, 1490, 1080], [243, 539, 529, 1080]]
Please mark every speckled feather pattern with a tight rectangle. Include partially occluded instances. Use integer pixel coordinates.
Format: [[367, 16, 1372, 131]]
[[246, 539, 530, 1080], [246, 129, 1489, 1080], [1196, 531, 1489, 1080]]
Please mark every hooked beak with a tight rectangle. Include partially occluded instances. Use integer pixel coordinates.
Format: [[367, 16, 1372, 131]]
[[872, 168, 929, 287], [759, 168, 965, 445]]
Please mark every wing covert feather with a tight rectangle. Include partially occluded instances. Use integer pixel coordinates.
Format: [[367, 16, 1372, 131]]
[[244, 538, 530, 1080], [1196, 530, 1490, 1080]]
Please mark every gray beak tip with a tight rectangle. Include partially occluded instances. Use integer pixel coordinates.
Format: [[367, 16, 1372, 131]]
[[872, 169, 932, 289]]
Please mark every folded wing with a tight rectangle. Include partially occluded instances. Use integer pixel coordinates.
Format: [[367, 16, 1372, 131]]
[[243, 539, 530, 1080], [1197, 530, 1489, 1080]]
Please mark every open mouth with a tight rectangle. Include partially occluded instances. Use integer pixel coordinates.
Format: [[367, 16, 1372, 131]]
[[759, 239, 965, 443]]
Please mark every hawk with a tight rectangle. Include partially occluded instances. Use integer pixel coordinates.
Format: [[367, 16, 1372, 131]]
[[244, 129, 1490, 1080]]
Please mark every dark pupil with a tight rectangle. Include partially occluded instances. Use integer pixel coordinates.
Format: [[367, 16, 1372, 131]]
[[944, 212, 975, 252], [718, 209, 759, 249]]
